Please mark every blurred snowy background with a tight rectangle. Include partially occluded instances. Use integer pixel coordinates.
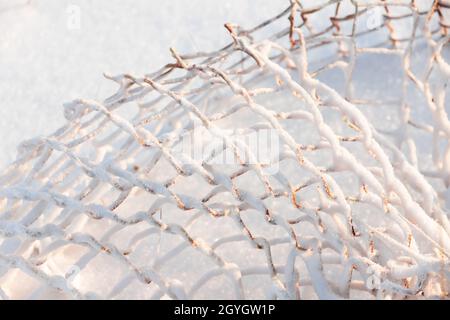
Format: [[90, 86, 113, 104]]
[[0, 0, 283, 169]]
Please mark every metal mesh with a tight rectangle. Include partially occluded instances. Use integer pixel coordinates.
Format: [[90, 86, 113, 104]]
[[1, 0, 450, 299]]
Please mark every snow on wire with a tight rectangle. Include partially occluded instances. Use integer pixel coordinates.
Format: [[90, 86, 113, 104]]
[[1, 0, 450, 299]]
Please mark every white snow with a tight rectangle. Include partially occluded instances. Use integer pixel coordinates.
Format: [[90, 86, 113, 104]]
[[0, 0, 283, 169]]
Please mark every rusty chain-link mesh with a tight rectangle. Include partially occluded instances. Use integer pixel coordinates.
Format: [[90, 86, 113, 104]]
[[1, 0, 450, 299]]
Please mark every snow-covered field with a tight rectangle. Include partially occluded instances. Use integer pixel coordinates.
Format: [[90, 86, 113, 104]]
[[0, 0, 282, 169]]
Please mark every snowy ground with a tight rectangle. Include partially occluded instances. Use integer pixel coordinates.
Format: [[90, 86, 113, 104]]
[[0, 0, 283, 169]]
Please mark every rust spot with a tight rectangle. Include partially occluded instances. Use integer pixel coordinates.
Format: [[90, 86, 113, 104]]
[[296, 146, 305, 164], [276, 76, 284, 86], [292, 227, 306, 251], [224, 23, 234, 34], [351, 222, 359, 237], [343, 246, 349, 258], [288, 12, 296, 48], [101, 246, 111, 254], [265, 208, 273, 222], [383, 198, 390, 213], [402, 279, 410, 288], [35, 260, 45, 266], [291, 190, 302, 208], [322, 177, 335, 199], [191, 239, 199, 248], [343, 117, 361, 132], [361, 184, 368, 194]]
